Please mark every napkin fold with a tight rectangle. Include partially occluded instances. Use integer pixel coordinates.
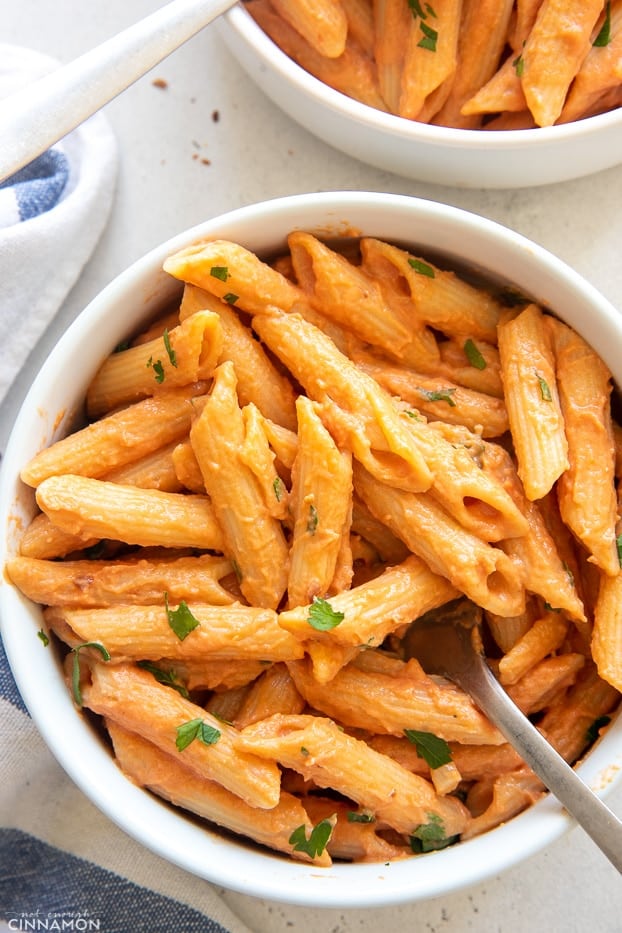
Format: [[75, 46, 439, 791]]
[[0, 43, 118, 408]]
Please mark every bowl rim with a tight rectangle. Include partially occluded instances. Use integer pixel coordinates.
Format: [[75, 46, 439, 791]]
[[2, 190, 622, 908], [224, 4, 622, 150]]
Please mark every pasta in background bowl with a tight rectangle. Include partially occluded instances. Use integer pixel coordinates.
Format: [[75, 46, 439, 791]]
[[218, 2, 622, 188], [1, 191, 622, 907]]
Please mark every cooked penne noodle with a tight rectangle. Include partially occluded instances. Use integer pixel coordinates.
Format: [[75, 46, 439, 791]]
[[190, 362, 289, 609], [437, 336, 504, 398], [35, 475, 225, 551], [19, 513, 98, 560], [21, 388, 207, 488], [248, 1, 388, 109], [460, 56, 528, 117], [593, 572, 622, 692], [252, 308, 433, 493], [398, 0, 462, 121], [237, 713, 470, 838], [102, 441, 183, 492], [280, 554, 459, 649], [550, 317, 618, 576], [373, 0, 412, 112], [497, 304, 568, 501], [433, 0, 514, 128], [48, 600, 304, 663], [462, 769, 544, 839], [86, 312, 223, 417], [354, 463, 525, 616], [82, 662, 281, 809], [506, 653, 586, 714], [287, 395, 353, 607], [270, 0, 348, 58], [497, 612, 570, 686], [6, 553, 235, 608], [287, 654, 504, 745], [354, 353, 509, 438], [233, 662, 306, 729], [559, 1, 622, 123], [179, 283, 298, 430], [302, 796, 409, 862], [341, 0, 375, 57], [109, 722, 329, 864], [520, 0, 605, 126], [359, 238, 505, 342]]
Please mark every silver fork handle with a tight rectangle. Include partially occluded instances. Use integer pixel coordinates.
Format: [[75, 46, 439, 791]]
[[464, 660, 622, 874], [0, 0, 238, 184]]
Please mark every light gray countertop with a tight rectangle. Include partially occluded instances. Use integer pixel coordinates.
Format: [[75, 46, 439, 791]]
[[2, 2, 622, 930]]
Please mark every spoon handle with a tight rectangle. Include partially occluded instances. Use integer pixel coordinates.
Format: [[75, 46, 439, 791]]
[[463, 659, 622, 873], [0, 0, 237, 184]]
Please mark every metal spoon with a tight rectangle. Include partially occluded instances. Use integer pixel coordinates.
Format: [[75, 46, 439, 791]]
[[0, 0, 238, 184], [402, 599, 622, 873]]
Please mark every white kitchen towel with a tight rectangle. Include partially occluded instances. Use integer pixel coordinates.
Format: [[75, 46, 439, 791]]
[[0, 43, 118, 407]]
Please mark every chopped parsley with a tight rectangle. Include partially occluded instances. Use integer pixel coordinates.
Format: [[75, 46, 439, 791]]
[[147, 355, 165, 384], [417, 386, 457, 407], [176, 717, 221, 752], [463, 338, 487, 370], [404, 729, 452, 769], [418, 19, 438, 51], [513, 52, 525, 77], [289, 817, 335, 858], [114, 340, 130, 353], [137, 660, 190, 698], [71, 641, 111, 707], [536, 372, 552, 401], [223, 292, 239, 305], [616, 533, 622, 567], [594, 2, 612, 47], [307, 596, 345, 632], [307, 503, 319, 535], [165, 592, 200, 640], [37, 630, 49, 647], [162, 328, 177, 368], [210, 265, 230, 282], [346, 809, 375, 824], [408, 257, 435, 278], [273, 476, 285, 502], [410, 813, 455, 853]]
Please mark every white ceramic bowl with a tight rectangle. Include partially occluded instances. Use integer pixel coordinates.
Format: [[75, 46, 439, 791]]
[[1, 192, 621, 908], [219, 6, 622, 189]]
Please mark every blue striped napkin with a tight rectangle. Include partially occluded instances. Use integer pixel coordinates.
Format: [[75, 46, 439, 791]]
[[0, 43, 117, 408]]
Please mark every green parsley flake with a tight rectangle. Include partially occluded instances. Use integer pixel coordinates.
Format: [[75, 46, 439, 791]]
[[408, 257, 435, 278], [176, 718, 221, 752], [404, 729, 452, 769], [165, 592, 200, 640], [536, 372, 552, 401], [162, 328, 177, 368], [410, 813, 454, 853], [616, 534, 622, 567], [346, 810, 376, 824], [513, 53, 525, 77], [307, 503, 319, 535], [147, 356, 165, 384], [417, 386, 457, 407], [463, 338, 487, 370], [307, 596, 345, 632], [418, 20, 438, 51], [273, 476, 285, 502], [289, 817, 335, 858], [71, 641, 111, 707], [137, 660, 190, 698], [37, 630, 50, 647], [407, 0, 427, 17], [223, 292, 239, 305], [594, 2, 612, 46], [210, 265, 230, 282]]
